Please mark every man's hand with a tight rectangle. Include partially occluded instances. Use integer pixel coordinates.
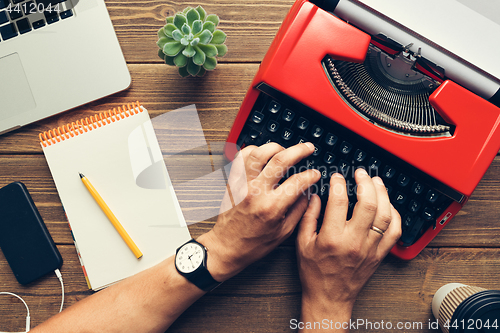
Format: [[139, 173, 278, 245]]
[[296, 169, 401, 331], [198, 142, 321, 282]]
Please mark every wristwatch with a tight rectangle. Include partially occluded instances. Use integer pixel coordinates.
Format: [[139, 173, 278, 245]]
[[175, 239, 222, 292]]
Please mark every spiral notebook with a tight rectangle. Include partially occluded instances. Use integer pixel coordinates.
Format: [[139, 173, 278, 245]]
[[39, 102, 191, 291]]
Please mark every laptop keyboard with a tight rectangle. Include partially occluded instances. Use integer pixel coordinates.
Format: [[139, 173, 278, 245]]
[[0, 0, 73, 42], [236, 88, 463, 246]]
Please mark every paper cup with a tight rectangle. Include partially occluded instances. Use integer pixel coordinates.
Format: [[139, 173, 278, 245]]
[[432, 283, 500, 333]]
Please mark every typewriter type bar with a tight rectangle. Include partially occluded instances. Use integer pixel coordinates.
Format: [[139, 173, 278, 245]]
[[225, 0, 500, 259]]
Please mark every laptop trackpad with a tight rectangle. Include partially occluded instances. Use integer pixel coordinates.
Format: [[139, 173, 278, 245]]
[[0, 53, 36, 120]]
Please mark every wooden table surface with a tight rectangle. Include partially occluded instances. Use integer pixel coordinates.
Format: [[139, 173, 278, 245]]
[[1, 1, 500, 332]]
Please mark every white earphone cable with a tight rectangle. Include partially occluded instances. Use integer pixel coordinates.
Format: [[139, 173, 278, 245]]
[[1, 269, 65, 332]]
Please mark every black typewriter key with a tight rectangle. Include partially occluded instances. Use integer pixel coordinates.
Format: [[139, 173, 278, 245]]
[[422, 207, 435, 221], [425, 190, 439, 203], [296, 136, 307, 145], [353, 149, 367, 163], [411, 182, 424, 195], [339, 141, 352, 155], [263, 139, 273, 145], [367, 157, 381, 173], [325, 133, 338, 146], [251, 111, 264, 124], [248, 129, 260, 140], [268, 100, 281, 113], [324, 152, 335, 164], [394, 191, 407, 205], [312, 145, 321, 156], [0, 23, 18, 40], [281, 128, 293, 141], [311, 125, 324, 138], [304, 160, 315, 169], [282, 109, 295, 122], [16, 18, 31, 34], [397, 174, 410, 187], [402, 214, 414, 229], [382, 165, 396, 179], [338, 160, 349, 175], [0, 0, 8, 9], [267, 120, 279, 133], [347, 183, 356, 198], [401, 217, 425, 246], [317, 166, 329, 179], [296, 117, 309, 130], [318, 182, 329, 199], [408, 200, 421, 213]]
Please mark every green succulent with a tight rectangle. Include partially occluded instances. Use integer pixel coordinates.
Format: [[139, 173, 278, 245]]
[[157, 6, 228, 77]]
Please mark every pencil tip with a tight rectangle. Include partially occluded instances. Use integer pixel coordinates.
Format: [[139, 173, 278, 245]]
[[79, 172, 84, 179]]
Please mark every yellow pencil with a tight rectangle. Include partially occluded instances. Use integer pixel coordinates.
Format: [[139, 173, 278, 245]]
[[79, 173, 143, 259]]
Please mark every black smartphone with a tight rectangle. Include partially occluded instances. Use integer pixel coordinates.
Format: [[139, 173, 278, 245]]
[[0, 182, 62, 285]]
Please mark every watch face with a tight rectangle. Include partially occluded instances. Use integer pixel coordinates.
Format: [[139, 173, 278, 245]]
[[176, 242, 205, 273]]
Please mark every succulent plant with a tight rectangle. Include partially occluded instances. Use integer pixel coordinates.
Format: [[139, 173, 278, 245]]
[[157, 6, 228, 77]]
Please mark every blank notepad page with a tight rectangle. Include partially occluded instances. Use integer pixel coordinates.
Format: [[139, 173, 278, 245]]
[[40, 104, 191, 290]]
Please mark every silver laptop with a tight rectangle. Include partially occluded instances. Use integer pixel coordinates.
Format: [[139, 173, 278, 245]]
[[0, 0, 131, 135]]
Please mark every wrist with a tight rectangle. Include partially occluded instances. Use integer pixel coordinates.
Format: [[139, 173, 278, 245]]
[[196, 231, 243, 282], [300, 292, 354, 329]]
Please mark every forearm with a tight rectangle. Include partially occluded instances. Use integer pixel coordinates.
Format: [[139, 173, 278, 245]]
[[32, 255, 205, 333], [30, 143, 319, 333], [31, 229, 245, 333]]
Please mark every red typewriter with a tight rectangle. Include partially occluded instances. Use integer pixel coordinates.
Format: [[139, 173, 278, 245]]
[[224, 0, 500, 259]]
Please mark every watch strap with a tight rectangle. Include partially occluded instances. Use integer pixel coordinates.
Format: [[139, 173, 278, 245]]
[[191, 266, 222, 292], [176, 239, 222, 292]]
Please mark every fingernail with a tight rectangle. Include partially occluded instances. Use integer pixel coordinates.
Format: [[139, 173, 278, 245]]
[[305, 142, 314, 150], [331, 173, 344, 178], [356, 168, 368, 176], [373, 176, 384, 185]]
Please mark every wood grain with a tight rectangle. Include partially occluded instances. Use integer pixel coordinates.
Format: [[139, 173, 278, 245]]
[[1, 154, 500, 247], [107, 0, 293, 64], [1, 0, 500, 331], [3, 247, 499, 332], [0, 64, 256, 154]]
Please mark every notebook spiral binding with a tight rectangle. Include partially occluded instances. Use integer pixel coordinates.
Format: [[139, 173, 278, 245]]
[[39, 101, 142, 147]]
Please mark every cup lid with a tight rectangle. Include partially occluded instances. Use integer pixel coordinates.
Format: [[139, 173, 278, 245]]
[[450, 290, 500, 332]]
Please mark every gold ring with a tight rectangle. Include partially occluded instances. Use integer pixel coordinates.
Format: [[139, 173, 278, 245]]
[[370, 225, 385, 236]]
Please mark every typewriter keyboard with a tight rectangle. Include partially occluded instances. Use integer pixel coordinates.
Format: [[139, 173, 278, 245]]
[[236, 91, 457, 246]]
